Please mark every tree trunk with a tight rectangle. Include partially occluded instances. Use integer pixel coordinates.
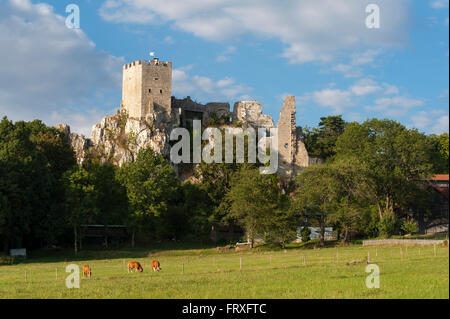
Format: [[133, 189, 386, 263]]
[[104, 226, 108, 248], [343, 229, 349, 242], [74, 225, 78, 256], [131, 230, 135, 248], [377, 203, 383, 220], [319, 218, 325, 247], [228, 223, 235, 242]]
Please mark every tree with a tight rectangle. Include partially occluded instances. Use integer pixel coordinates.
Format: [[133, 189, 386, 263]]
[[0, 117, 75, 251], [304, 115, 346, 160], [84, 160, 128, 247], [293, 164, 339, 246], [117, 148, 179, 247], [427, 133, 449, 174], [225, 166, 279, 248], [334, 119, 434, 223], [62, 166, 98, 255]]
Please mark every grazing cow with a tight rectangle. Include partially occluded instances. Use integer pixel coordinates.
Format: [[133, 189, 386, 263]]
[[83, 265, 91, 278], [127, 261, 144, 273], [150, 260, 161, 272]]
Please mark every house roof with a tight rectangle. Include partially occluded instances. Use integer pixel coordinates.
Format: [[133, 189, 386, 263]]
[[431, 174, 449, 181]]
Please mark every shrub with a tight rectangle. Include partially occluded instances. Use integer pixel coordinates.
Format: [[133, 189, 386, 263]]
[[0, 255, 16, 265], [401, 218, 419, 235], [378, 211, 398, 237], [300, 227, 311, 243]]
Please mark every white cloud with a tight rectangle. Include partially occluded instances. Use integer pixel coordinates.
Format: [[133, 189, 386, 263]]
[[431, 0, 449, 9], [0, 0, 124, 136], [433, 115, 449, 133], [410, 110, 449, 134], [332, 49, 383, 78], [216, 55, 229, 63], [332, 63, 363, 78], [382, 83, 400, 95], [367, 96, 425, 117], [216, 45, 236, 63], [172, 67, 252, 102], [350, 79, 381, 96], [312, 89, 354, 113], [99, 0, 410, 64]]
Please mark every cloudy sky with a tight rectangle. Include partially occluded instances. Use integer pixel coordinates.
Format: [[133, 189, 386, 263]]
[[0, 0, 448, 136]]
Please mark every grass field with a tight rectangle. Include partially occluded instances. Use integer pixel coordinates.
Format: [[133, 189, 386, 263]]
[[0, 243, 448, 299]]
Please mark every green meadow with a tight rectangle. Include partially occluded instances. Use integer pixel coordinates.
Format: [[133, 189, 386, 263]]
[[0, 244, 448, 299]]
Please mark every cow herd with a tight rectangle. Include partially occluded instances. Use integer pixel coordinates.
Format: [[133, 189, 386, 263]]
[[82, 260, 161, 279]]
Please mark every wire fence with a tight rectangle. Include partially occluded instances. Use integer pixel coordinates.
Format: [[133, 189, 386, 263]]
[[1, 245, 448, 285]]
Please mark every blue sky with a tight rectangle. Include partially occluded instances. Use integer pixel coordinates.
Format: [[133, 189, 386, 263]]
[[0, 0, 448, 136]]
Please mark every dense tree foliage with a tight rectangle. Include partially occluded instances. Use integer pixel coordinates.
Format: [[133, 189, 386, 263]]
[[0, 115, 448, 252], [303, 115, 346, 160], [117, 148, 179, 247], [0, 117, 76, 251]]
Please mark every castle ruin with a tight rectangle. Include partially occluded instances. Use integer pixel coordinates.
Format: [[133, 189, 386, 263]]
[[62, 58, 321, 178]]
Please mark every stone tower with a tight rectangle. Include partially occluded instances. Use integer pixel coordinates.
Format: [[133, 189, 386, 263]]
[[277, 96, 315, 178], [121, 58, 172, 119]]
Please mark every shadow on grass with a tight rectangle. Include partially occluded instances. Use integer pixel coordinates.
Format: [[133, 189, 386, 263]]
[[256, 239, 340, 252], [13, 241, 218, 265]]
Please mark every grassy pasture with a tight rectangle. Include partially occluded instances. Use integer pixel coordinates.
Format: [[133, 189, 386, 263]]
[[0, 244, 448, 299]]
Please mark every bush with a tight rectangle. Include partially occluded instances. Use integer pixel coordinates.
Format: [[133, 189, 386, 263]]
[[0, 255, 16, 265], [300, 227, 311, 243], [378, 211, 398, 237], [401, 218, 419, 235]]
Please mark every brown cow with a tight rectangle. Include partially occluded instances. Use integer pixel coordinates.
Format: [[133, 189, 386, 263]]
[[83, 265, 91, 278], [150, 260, 161, 272], [127, 261, 144, 273]]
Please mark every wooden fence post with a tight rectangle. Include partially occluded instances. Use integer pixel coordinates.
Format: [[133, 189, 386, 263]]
[[368, 251, 370, 263], [240, 257, 242, 271], [56, 268, 58, 280], [25, 270, 27, 281], [182, 262, 184, 274]]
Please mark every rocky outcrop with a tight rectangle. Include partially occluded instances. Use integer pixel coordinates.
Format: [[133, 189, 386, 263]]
[[89, 112, 170, 166], [55, 123, 90, 165], [56, 110, 171, 166], [232, 101, 274, 129]]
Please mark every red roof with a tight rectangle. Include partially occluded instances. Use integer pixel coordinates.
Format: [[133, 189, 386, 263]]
[[431, 174, 449, 181]]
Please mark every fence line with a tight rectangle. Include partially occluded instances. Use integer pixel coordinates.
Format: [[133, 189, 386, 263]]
[[363, 239, 445, 246]]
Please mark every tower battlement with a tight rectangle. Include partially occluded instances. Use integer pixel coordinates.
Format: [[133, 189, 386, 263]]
[[121, 58, 172, 119], [123, 58, 172, 70]]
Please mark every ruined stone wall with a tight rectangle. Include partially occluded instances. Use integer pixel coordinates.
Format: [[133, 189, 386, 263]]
[[277, 96, 315, 178], [294, 127, 310, 169], [277, 96, 297, 177], [233, 101, 274, 129]]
